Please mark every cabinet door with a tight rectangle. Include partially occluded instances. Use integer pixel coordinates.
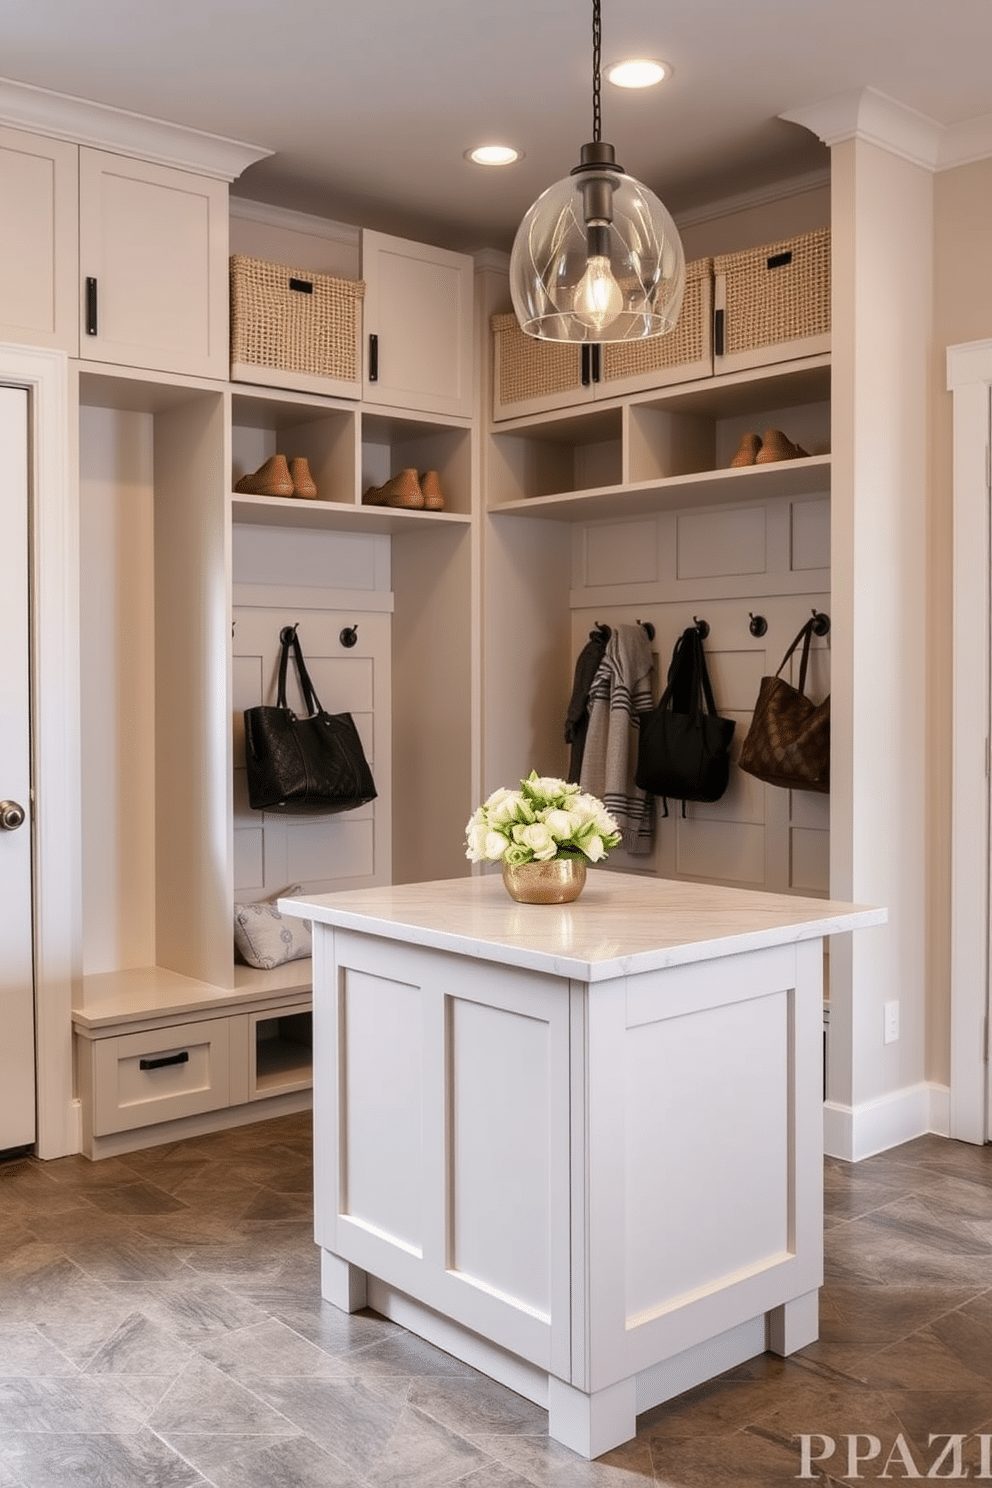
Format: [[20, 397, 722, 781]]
[[362, 230, 474, 417], [79, 148, 228, 378], [0, 126, 78, 354]]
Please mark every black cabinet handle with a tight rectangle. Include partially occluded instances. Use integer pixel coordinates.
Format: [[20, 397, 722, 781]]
[[85, 277, 98, 336], [591, 343, 601, 383], [581, 344, 591, 387], [714, 308, 725, 358], [139, 1050, 190, 1071], [368, 333, 378, 382]]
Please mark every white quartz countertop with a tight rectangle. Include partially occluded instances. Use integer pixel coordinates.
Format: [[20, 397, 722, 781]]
[[281, 873, 886, 982]]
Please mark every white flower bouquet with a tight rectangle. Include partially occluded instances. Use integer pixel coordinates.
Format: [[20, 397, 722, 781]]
[[465, 771, 622, 867]]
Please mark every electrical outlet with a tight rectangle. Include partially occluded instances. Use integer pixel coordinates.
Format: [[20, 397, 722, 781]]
[[884, 1000, 900, 1044]]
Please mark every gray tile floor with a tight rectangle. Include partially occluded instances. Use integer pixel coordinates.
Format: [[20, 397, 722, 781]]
[[0, 1116, 990, 1486]]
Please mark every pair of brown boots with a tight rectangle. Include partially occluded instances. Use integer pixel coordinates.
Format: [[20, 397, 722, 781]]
[[730, 429, 809, 467], [362, 468, 445, 510], [234, 454, 317, 499]]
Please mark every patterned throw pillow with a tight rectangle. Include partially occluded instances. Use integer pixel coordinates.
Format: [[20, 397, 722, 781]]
[[233, 885, 312, 969]]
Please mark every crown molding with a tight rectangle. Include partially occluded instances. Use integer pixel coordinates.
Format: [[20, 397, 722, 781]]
[[672, 168, 831, 231], [937, 112, 992, 170], [472, 248, 511, 273], [0, 75, 270, 181], [229, 196, 359, 247], [781, 86, 992, 173]]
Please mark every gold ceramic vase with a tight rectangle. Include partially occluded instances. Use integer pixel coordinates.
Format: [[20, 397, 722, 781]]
[[502, 856, 587, 904]]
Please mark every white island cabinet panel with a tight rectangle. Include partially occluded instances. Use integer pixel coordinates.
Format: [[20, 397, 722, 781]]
[[323, 929, 571, 1376], [288, 874, 884, 1460], [341, 964, 424, 1254]]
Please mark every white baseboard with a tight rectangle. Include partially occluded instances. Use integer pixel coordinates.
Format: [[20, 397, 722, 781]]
[[82, 1090, 312, 1160], [823, 1081, 945, 1161]]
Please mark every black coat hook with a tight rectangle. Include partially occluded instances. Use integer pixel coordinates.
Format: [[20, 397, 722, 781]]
[[339, 625, 358, 648], [637, 619, 655, 641], [811, 610, 830, 636], [748, 612, 768, 637], [693, 616, 710, 639]]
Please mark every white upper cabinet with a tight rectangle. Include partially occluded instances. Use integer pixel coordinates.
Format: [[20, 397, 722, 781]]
[[362, 230, 474, 417], [79, 148, 229, 378], [0, 125, 79, 354]]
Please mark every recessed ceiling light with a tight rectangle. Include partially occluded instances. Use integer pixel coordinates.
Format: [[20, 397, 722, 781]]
[[605, 58, 671, 88], [466, 144, 522, 166]]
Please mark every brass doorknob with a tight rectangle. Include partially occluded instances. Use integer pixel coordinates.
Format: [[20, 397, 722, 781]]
[[0, 800, 26, 831]]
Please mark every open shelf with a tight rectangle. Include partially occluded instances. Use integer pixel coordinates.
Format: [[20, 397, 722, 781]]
[[490, 355, 831, 434], [489, 453, 831, 522], [487, 354, 831, 517], [232, 491, 470, 533]]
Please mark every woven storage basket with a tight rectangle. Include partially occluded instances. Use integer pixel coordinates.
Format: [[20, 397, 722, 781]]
[[600, 257, 712, 389], [713, 229, 830, 371], [491, 258, 713, 418], [230, 255, 365, 395], [491, 313, 584, 418]]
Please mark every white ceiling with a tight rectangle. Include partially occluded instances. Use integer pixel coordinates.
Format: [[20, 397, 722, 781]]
[[1, 0, 991, 251]]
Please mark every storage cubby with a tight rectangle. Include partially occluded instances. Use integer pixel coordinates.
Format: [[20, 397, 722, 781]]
[[488, 406, 624, 506], [361, 408, 473, 517], [77, 366, 231, 991], [249, 1005, 313, 1098], [231, 387, 357, 508]]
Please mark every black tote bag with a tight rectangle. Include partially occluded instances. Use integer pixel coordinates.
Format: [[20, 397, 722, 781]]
[[243, 625, 377, 815], [635, 626, 736, 814]]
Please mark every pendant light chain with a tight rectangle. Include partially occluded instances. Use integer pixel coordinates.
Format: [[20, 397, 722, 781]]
[[508, 0, 687, 342], [592, 0, 602, 144]]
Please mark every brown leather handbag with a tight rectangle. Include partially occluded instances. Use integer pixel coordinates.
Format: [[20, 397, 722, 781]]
[[738, 619, 829, 793]]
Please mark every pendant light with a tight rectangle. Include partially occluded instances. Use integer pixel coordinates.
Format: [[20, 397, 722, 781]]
[[509, 0, 686, 343]]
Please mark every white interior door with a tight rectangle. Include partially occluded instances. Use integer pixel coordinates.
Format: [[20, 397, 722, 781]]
[[0, 384, 36, 1151]]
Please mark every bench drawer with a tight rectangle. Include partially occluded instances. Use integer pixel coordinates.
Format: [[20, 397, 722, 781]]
[[91, 1018, 232, 1136]]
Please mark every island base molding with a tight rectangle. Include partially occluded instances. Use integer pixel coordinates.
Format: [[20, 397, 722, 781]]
[[321, 1254, 818, 1459]]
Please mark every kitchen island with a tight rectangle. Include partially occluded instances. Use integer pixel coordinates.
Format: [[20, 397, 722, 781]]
[[281, 872, 884, 1458]]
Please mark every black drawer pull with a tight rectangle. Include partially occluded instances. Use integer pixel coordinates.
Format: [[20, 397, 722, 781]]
[[766, 250, 793, 270], [581, 344, 591, 386], [714, 307, 725, 358], [288, 277, 313, 294], [139, 1050, 190, 1071], [368, 332, 378, 381], [85, 277, 98, 336]]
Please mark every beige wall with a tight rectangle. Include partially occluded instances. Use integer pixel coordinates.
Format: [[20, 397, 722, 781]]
[[928, 158, 992, 1084], [679, 184, 830, 261]]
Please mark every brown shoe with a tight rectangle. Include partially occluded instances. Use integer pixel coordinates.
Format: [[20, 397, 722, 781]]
[[730, 432, 762, 468], [234, 454, 294, 497], [420, 471, 445, 510], [754, 429, 809, 464], [362, 468, 424, 508], [289, 456, 317, 499]]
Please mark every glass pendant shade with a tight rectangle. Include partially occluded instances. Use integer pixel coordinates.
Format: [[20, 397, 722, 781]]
[[510, 143, 686, 343]]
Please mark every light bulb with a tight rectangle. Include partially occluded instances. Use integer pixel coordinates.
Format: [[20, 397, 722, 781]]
[[573, 254, 623, 333]]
